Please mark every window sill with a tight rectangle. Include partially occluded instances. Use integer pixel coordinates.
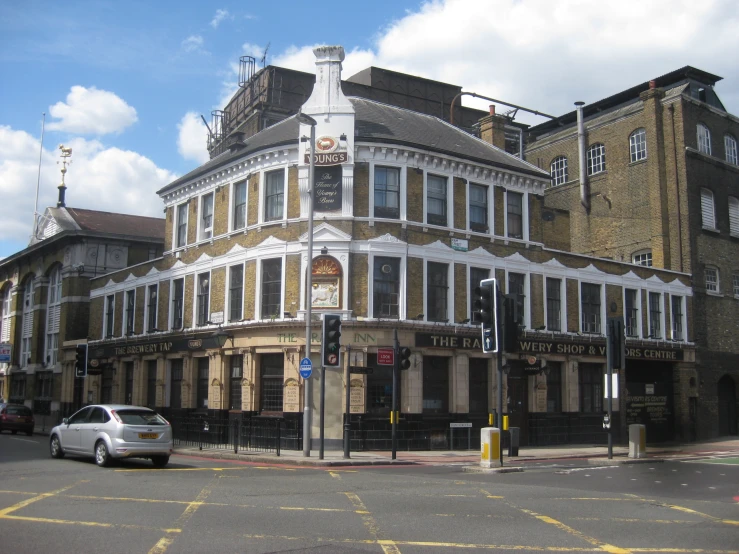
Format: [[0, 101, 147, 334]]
[[705, 290, 723, 297], [628, 159, 647, 167], [702, 226, 720, 234]]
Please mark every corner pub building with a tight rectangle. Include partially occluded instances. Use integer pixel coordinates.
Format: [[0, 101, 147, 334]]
[[84, 46, 695, 450]]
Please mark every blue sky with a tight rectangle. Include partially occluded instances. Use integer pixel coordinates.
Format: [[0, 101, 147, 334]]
[[2, 0, 738, 258]]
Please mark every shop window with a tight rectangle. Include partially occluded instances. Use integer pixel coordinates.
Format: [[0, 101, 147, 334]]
[[587, 143, 606, 175], [171, 279, 184, 329], [546, 363, 562, 412], [196, 273, 210, 327], [469, 183, 489, 232], [506, 191, 523, 239], [550, 156, 568, 186], [579, 363, 603, 413], [260, 353, 284, 413], [264, 169, 284, 222], [546, 277, 562, 332], [469, 358, 488, 414], [233, 180, 247, 230], [229, 265, 244, 322], [470, 267, 490, 323], [229, 355, 243, 411], [34, 371, 53, 415], [427, 262, 449, 322], [374, 166, 400, 219], [426, 174, 447, 226], [629, 128, 647, 162], [196, 357, 209, 409], [373, 257, 400, 318], [422, 356, 449, 414], [581, 282, 601, 334], [261, 259, 282, 318], [147, 284, 158, 332]]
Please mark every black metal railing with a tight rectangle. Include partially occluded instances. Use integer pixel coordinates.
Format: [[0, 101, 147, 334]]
[[169, 414, 284, 456]]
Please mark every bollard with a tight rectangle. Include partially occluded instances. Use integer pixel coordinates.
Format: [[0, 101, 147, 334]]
[[628, 424, 646, 458], [480, 427, 501, 468], [508, 427, 520, 457]]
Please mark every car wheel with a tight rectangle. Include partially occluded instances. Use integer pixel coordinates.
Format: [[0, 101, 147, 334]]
[[95, 440, 111, 467], [151, 455, 170, 468], [50, 435, 65, 459]]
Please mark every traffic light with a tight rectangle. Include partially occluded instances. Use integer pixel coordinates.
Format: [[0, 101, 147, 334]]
[[322, 314, 342, 367], [74, 344, 88, 378], [474, 278, 497, 353], [503, 295, 520, 353], [398, 347, 411, 370], [607, 317, 625, 370]]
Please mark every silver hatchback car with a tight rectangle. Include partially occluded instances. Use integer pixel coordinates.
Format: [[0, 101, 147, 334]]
[[49, 405, 173, 467]]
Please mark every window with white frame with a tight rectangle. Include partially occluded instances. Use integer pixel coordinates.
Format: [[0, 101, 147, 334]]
[[671, 295, 684, 341], [625, 289, 639, 337], [697, 123, 711, 155], [545, 277, 562, 332], [629, 128, 647, 162], [232, 180, 247, 230], [427, 262, 449, 322], [426, 174, 447, 226], [580, 282, 601, 334], [508, 272, 526, 327], [261, 259, 282, 319], [171, 279, 184, 329], [0, 288, 11, 367], [229, 265, 244, 322], [733, 273, 739, 298], [506, 191, 523, 239], [550, 156, 568, 186], [124, 290, 135, 335], [196, 273, 210, 327], [20, 278, 34, 367], [176, 202, 188, 248], [700, 188, 716, 229], [374, 166, 400, 219], [729, 196, 739, 236], [705, 266, 719, 293], [587, 143, 606, 175], [147, 284, 158, 332], [373, 257, 401, 318], [264, 170, 284, 222], [200, 192, 214, 240], [648, 292, 662, 339], [104, 294, 115, 337], [45, 267, 61, 366], [469, 183, 489, 232], [725, 134, 738, 165], [632, 250, 652, 267]]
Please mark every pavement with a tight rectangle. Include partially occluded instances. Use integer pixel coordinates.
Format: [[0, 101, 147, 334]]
[[31, 420, 739, 468]]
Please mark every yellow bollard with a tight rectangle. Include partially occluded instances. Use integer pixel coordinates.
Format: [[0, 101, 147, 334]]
[[480, 427, 501, 468], [503, 415, 509, 431]]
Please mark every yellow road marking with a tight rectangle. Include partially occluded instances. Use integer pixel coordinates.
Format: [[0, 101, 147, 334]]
[[147, 475, 215, 554], [0, 482, 84, 518], [622, 494, 739, 526], [1, 514, 180, 533], [115, 466, 295, 472], [572, 517, 699, 524], [344, 492, 401, 554], [329, 471, 342, 480]]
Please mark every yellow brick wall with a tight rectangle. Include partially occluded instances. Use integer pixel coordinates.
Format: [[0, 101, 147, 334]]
[[284, 254, 301, 316], [494, 186, 505, 236], [210, 267, 226, 315], [287, 167, 300, 220], [454, 263, 467, 323], [353, 162, 369, 218], [407, 257, 423, 318], [350, 253, 368, 318], [566, 279, 579, 333], [453, 177, 466, 230], [407, 168, 423, 223], [247, 173, 260, 226], [244, 260, 256, 320]]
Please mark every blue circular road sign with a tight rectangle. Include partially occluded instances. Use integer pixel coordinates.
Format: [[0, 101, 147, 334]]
[[299, 357, 313, 379]]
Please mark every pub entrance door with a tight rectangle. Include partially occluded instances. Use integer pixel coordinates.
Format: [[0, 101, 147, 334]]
[[506, 367, 529, 445]]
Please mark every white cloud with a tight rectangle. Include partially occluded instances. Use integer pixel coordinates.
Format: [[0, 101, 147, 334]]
[[0, 125, 177, 251], [181, 35, 205, 53], [177, 112, 209, 164], [210, 9, 233, 28], [46, 86, 138, 135]]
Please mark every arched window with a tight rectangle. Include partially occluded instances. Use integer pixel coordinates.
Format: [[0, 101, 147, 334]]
[[632, 250, 652, 267], [700, 188, 716, 230], [586, 144, 606, 175], [697, 123, 711, 155], [725, 134, 738, 165], [550, 156, 568, 186], [45, 266, 62, 366], [20, 277, 34, 368], [629, 128, 647, 162]]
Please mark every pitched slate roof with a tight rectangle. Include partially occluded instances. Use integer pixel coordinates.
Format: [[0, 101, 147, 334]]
[[65, 208, 165, 239], [158, 97, 548, 195]]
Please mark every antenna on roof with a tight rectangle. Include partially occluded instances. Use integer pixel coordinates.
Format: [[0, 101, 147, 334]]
[[261, 42, 270, 68]]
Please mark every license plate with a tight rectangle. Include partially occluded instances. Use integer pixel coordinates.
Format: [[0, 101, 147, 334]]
[[138, 433, 158, 439]]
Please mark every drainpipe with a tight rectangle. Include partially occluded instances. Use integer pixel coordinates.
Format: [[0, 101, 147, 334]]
[[575, 101, 589, 211]]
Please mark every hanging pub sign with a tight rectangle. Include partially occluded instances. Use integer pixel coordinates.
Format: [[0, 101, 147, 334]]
[[314, 165, 342, 211], [522, 355, 541, 375], [304, 135, 348, 166]]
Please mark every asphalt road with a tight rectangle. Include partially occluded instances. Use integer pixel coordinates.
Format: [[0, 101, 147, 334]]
[[1, 432, 737, 554]]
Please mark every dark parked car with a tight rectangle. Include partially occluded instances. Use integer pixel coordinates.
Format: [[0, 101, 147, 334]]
[[0, 403, 35, 435]]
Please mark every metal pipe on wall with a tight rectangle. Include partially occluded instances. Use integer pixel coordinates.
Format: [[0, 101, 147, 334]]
[[575, 101, 590, 211]]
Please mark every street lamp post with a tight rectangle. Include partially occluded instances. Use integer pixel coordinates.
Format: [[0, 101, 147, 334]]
[[297, 111, 317, 458]]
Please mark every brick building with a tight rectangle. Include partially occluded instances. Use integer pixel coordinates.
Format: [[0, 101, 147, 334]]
[[85, 46, 695, 450], [0, 199, 164, 418], [525, 67, 739, 439]]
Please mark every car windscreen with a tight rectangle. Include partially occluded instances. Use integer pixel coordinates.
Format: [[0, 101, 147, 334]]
[[7, 406, 32, 416], [115, 410, 168, 425]]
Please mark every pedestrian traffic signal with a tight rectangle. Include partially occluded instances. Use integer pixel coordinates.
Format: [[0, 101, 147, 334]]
[[322, 314, 342, 367], [474, 278, 497, 353], [398, 347, 411, 370], [74, 344, 88, 378]]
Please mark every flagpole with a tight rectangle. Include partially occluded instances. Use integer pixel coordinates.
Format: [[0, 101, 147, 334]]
[[32, 112, 46, 239]]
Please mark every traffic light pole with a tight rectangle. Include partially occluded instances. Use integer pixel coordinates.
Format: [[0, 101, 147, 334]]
[[391, 328, 399, 460], [319, 362, 325, 460], [343, 345, 351, 459], [496, 287, 504, 466]]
